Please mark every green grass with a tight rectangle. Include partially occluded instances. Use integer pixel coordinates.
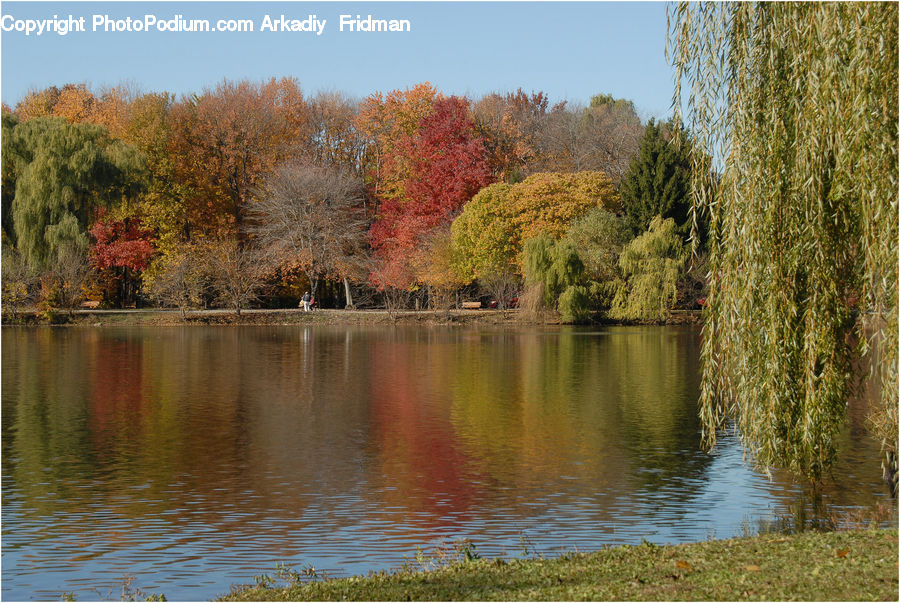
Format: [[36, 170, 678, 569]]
[[220, 529, 898, 601]]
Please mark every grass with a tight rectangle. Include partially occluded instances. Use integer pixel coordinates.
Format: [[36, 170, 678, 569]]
[[220, 528, 898, 601]]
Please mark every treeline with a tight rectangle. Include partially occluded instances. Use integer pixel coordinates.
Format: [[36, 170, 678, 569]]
[[1, 79, 704, 320]]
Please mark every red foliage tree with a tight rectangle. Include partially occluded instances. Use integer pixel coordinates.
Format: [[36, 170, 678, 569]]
[[90, 218, 156, 271], [369, 97, 493, 289], [90, 217, 156, 306]]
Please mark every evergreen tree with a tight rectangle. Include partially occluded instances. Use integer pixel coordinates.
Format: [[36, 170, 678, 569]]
[[619, 119, 695, 239]]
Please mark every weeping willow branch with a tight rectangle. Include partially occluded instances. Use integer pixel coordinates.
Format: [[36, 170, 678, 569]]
[[669, 2, 898, 480]]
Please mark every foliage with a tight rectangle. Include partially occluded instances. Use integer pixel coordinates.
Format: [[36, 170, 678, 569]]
[[369, 96, 492, 289], [168, 78, 306, 240], [250, 161, 368, 298], [619, 119, 695, 238], [670, 2, 898, 479], [5, 117, 146, 269], [451, 171, 620, 280], [610, 216, 687, 322], [356, 82, 439, 201]]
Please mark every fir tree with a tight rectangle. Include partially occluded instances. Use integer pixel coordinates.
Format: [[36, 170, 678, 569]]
[[619, 119, 695, 240]]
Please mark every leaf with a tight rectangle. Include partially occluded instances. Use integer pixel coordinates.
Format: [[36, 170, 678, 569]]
[[744, 564, 761, 572], [675, 560, 693, 570], [836, 548, 849, 558]]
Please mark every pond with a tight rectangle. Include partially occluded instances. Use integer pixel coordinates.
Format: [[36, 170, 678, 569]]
[[1, 325, 893, 600]]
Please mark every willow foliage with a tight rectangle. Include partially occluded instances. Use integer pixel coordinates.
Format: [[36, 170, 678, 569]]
[[669, 3, 898, 479]]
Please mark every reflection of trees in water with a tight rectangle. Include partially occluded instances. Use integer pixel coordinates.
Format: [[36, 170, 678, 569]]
[[449, 329, 628, 493], [366, 329, 482, 524], [598, 326, 713, 496], [2, 327, 376, 529]]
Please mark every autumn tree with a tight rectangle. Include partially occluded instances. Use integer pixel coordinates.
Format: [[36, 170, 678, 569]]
[[535, 94, 643, 184], [355, 82, 439, 202], [146, 246, 207, 318], [471, 89, 555, 182], [300, 91, 367, 174], [250, 161, 368, 305], [369, 96, 493, 289], [4, 117, 146, 269], [451, 171, 620, 281], [168, 78, 306, 240], [202, 240, 265, 316], [89, 217, 156, 306]]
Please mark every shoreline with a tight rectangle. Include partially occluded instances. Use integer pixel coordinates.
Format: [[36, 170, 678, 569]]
[[1, 308, 703, 327], [217, 528, 898, 601]]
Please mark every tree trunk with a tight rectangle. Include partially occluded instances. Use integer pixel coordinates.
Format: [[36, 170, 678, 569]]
[[343, 277, 354, 309]]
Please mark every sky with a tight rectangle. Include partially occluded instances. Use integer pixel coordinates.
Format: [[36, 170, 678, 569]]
[[1, 1, 676, 120]]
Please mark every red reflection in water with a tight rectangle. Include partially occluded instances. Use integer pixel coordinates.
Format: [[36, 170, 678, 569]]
[[368, 338, 481, 525], [89, 337, 147, 454]]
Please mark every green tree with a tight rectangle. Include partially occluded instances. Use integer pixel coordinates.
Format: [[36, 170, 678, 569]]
[[670, 2, 898, 480], [609, 216, 687, 322], [1, 111, 19, 245], [522, 234, 586, 321], [451, 171, 619, 281], [6, 117, 146, 269], [619, 119, 694, 238]]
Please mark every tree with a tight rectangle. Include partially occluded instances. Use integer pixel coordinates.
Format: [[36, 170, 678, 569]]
[[471, 89, 554, 182], [355, 82, 439, 202], [564, 207, 632, 282], [89, 217, 156, 306], [451, 171, 620, 280], [168, 78, 306, 240], [609, 216, 687, 322], [146, 246, 207, 318], [670, 2, 898, 480], [202, 240, 265, 316], [369, 96, 493, 289], [521, 234, 586, 322], [249, 161, 368, 302], [534, 95, 643, 184], [619, 119, 696, 238], [5, 117, 146, 269]]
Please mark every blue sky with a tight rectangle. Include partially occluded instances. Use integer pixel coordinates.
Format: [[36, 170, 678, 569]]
[[1, 1, 675, 120]]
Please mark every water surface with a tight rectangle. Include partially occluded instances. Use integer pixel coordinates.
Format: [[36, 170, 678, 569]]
[[1, 325, 892, 600]]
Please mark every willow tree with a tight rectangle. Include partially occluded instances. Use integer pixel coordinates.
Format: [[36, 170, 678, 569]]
[[669, 3, 898, 482]]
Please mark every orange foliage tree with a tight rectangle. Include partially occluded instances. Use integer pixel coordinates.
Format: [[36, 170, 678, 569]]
[[168, 77, 307, 240], [355, 82, 439, 203]]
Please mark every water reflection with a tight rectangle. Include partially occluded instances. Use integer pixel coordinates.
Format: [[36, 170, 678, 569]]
[[1, 325, 893, 601]]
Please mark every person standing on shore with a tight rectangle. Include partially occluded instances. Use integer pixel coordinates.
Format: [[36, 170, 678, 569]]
[[301, 291, 310, 312]]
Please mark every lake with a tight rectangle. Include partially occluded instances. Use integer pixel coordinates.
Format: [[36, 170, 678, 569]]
[[1, 325, 893, 600]]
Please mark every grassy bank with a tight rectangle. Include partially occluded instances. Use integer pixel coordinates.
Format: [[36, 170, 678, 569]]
[[2, 307, 702, 327], [220, 528, 898, 601]]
